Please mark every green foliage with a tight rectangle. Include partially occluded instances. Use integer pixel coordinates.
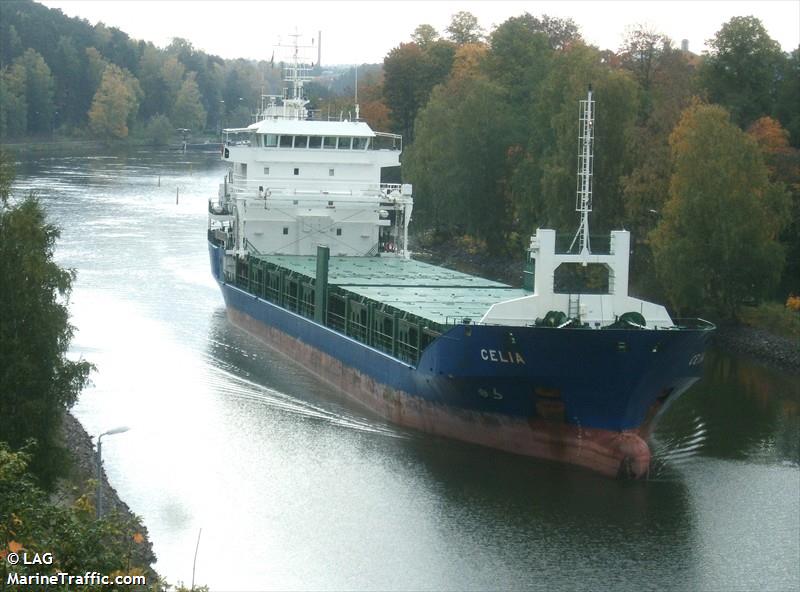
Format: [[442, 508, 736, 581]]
[[508, 43, 638, 234], [171, 73, 207, 131], [15, 48, 56, 134], [0, 444, 156, 590], [88, 64, 142, 139], [382, 40, 455, 140], [0, 62, 28, 137], [0, 48, 56, 137], [411, 24, 439, 48], [144, 113, 174, 146], [700, 16, 785, 128], [774, 48, 800, 147], [0, 151, 93, 488], [406, 76, 516, 253], [738, 301, 800, 339], [650, 103, 790, 319], [485, 14, 554, 110], [446, 11, 485, 45]]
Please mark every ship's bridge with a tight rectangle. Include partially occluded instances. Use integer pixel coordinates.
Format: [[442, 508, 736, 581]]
[[222, 119, 402, 199], [215, 117, 411, 259]]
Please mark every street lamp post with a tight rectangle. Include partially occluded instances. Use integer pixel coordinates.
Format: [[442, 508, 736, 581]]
[[96, 426, 130, 519]]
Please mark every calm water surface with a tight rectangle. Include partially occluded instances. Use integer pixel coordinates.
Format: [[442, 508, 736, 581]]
[[11, 146, 800, 591]]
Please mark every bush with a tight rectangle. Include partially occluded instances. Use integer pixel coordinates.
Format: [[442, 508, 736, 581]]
[[738, 300, 800, 338], [145, 114, 174, 146], [0, 444, 158, 590]]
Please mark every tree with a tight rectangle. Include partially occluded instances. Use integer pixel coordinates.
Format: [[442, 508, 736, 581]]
[[619, 26, 672, 96], [747, 117, 800, 294], [774, 48, 800, 147], [137, 44, 168, 120], [13, 49, 55, 134], [411, 24, 439, 48], [382, 42, 423, 139], [450, 43, 488, 82], [508, 43, 638, 235], [87, 64, 141, 139], [144, 113, 173, 145], [490, 13, 581, 57], [650, 103, 790, 318], [51, 36, 84, 126], [700, 16, 785, 128], [620, 34, 697, 296], [0, 444, 156, 586], [485, 14, 555, 111], [446, 11, 484, 45], [405, 76, 516, 252], [171, 72, 207, 131], [84, 47, 109, 96], [0, 151, 93, 488], [160, 55, 186, 107], [0, 63, 27, 137]]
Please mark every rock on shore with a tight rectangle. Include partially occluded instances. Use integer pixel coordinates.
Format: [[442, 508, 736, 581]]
[[713, 324, 800, 374]]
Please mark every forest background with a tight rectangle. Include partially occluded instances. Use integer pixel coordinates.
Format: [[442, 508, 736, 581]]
[[1, 0, 798, 321]]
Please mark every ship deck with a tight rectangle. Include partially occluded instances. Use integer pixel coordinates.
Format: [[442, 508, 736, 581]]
[[254, 254, 529, 325]]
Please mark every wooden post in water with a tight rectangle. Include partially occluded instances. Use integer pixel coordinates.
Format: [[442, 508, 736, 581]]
[[176, 187, 179, 205], [158, 175, 161, 187]]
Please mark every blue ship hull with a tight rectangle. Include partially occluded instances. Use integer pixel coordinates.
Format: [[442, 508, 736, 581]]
[[209, 242, 712, 476]]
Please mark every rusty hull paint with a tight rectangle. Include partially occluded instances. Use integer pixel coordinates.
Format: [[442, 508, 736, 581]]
[[227, 306, 652, 478]]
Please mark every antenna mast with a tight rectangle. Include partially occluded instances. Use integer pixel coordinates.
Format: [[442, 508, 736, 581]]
[[569, 86, 594, 256], [354, 64, 359, 120]]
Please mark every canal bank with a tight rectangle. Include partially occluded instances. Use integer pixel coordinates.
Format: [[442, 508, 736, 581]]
[[58, 412, 159, 583]]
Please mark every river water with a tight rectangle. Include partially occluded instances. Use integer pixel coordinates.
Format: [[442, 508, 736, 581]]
[[10, 146, 800, 591]]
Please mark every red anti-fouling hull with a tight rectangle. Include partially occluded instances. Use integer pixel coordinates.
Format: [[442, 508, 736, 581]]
[[226, 304, 656, 478]]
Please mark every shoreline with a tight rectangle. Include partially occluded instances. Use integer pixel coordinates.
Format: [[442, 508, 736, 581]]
[[58, 411, 159, 581], [712, 324, 800, 375]]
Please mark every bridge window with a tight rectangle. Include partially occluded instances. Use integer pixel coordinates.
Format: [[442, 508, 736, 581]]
[[323, 136, 337, 149], [294, 135, 308, 148], [329, 168, 334, 176], [282, 227, 289, 235], [336, 228, 342, 236], [337, 137, 352, 150], [263, 167, 269, 175], [293, 168, 299, 175], [353, 137, 368, 150], [309, 136, 322, 149], [265, 134, 278, 147], [279, 135, 293, 148]]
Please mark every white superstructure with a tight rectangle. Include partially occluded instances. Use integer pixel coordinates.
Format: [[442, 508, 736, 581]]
[[209, 35, 412, 260]]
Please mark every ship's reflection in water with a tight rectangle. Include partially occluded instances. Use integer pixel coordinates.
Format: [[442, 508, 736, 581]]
[[15, 147, 798, 591]]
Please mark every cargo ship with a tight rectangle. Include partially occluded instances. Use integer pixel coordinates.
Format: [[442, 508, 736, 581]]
[[207, 47, 714, 478]]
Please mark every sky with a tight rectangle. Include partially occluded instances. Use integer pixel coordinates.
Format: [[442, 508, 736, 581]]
[[40, 0, 800, 65]]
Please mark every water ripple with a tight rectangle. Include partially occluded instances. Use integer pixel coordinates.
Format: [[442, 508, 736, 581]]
[[205, 361, 409, 440]]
